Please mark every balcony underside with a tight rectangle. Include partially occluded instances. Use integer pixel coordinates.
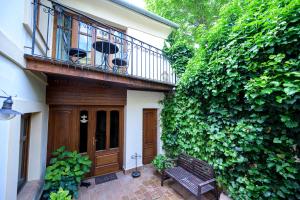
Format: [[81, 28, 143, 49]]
[[25, 55, 174, 91]]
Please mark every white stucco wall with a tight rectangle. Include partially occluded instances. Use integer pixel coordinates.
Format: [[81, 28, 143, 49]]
[[59, 0, 173, 49], [0, 55, 48, 200], [0, 0, 170, 199], [124, 90, 165, 170], [0, 1, 49, 199]]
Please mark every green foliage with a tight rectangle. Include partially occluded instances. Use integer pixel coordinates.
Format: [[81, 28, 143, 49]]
[[163, 32, 194, 77], [50, 188, 72, 200], [146, 0, 229, 76], [152, 154, 174, 172], [43, 146, 92, 199], [160, 0, 300, 199]]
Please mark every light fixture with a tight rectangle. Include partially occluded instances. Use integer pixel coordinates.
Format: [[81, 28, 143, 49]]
[[0, 96, 22, 120]]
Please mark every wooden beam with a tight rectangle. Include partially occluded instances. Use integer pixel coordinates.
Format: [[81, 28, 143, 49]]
[[25, 55, 174, 91]]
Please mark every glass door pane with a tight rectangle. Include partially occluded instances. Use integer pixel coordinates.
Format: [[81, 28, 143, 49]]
[[79, 110, 88, 153], [95, 111, 106, 151], [55, 14, 72, 61], [110, 111, 119, 148]]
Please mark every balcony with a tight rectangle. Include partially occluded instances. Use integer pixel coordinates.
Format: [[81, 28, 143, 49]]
[[25, 0, 176, 90]]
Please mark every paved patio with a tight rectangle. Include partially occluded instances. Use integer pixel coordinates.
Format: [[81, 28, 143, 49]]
[[78, 165, 231, 200]]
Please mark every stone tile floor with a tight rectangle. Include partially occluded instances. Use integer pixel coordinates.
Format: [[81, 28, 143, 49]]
[[78, 165, 231, 200]]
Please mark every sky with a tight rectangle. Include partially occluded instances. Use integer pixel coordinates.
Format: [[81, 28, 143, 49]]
[[125, 0, 146, 8]]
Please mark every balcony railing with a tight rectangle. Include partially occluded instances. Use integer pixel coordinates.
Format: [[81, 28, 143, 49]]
[[28, 0, 176, 85]]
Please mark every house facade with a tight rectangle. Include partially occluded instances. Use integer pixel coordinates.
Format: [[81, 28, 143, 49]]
[[0, 0, 177, 199]]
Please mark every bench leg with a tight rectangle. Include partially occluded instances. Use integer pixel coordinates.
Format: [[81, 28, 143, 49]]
[[215, 188, 220, 200], [197, 194, 202, 200], [161, 171, 164, 186], [197, 186, 202, 200]]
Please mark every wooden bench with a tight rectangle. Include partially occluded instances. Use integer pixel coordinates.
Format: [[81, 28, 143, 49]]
[[161, 154, 219, 200]]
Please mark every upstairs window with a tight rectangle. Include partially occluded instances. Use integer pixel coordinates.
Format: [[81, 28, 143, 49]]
[[53, 11, 126, 67]]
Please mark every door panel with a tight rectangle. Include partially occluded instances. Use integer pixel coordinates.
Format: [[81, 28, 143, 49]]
[[143, 109, 157, 164], [93, 107, 123, 176], [48, 106, 77, 160]]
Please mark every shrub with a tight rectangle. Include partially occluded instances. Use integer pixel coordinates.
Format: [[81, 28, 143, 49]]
[[152, 154, 174, 172], [161, 0, 300, 199], [50, 188, 71, 200], [43, 146, 92, 199]]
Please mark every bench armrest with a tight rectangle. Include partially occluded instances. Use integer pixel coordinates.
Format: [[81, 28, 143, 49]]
[[198, 178, 216, 187], [167, 158, 178, 166]]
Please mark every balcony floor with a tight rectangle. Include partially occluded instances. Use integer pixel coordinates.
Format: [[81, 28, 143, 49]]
[[25, 55, 174, 92]]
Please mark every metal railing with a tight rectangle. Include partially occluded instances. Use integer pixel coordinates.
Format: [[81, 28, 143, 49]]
[[29, 0, 176, 85]]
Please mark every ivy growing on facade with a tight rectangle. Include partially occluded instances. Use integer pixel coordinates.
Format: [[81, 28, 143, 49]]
[[158, 0, 300, 199]]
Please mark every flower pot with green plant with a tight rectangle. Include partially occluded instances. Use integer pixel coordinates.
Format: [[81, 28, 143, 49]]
[[49, 187, 72, 200], [152, 154, 174, 174], [42, 146, 92, 199]]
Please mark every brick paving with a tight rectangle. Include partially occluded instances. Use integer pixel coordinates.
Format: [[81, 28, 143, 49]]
[[78, 165, 231, 200]]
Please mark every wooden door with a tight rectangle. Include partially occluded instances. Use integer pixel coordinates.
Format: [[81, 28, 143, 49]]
[[93, 107, 124, 176], [47, 106, 77, 160], [143, 109, 157, 164], [48, 106, 123, 176]]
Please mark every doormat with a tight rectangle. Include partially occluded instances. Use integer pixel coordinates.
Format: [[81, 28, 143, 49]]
[[95, 173, 118, 185]]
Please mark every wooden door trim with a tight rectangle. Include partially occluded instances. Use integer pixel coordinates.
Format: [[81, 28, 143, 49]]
[[142, 109, 157, 165], [93, 106, 124, 172], [20, 114, 31, 188]]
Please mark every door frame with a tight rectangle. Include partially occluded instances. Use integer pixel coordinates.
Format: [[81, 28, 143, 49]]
[[18, 114, 31, 192], [142, 108, 157, 165], [77, 105, 124, 176]]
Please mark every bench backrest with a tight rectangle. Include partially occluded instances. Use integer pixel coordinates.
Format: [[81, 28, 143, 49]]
[[178, 154, 214, 181]]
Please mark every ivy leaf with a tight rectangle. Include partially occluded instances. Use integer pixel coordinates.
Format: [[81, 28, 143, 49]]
[[273, 138, 282, 144]]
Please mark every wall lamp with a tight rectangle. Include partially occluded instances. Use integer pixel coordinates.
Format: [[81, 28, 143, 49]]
[[0, 96, 22, 120]]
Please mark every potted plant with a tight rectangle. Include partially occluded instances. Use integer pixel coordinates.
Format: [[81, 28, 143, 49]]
[[42, 146, 92, 199], [50, 188, 72, 200], [152, 154, 175, 174]]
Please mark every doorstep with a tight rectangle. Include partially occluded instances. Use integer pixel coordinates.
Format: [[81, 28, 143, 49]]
[[17, 180, 43, 200]]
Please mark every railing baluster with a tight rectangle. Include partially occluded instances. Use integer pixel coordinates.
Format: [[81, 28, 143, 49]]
[[136, 42, 138, 76], [31, 0, 38, 55], [140, 42, 143, 77], [86, 24, 88, 65], [159, 54, 162, 82], [94, 27, 96, 67], [148, 45, 151, 79], [130, 38, 133, 75], [145, 46, 147, 78], [77, 16, 80, 67], [102, 30, 104, 69], [45, 7, 50, 56], [152, 49, 154, 80], [108, 29, 111, 71], [156, 50, 158, 80]]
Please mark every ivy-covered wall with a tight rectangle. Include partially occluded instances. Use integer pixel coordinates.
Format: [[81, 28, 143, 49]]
[[160, 0, 300, 199]]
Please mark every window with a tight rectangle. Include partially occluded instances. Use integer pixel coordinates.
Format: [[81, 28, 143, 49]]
[[53, 12, 127, 67], [95, 111, 106, 151], [78, 22, 93, 64], [110, 111, 119, 148], [55, 13, 72, 60], [79, 110, 88, 153], [18, 114, 31, 193]]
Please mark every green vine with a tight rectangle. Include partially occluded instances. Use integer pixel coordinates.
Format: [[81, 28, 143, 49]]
[[160, 0, 300, 199]]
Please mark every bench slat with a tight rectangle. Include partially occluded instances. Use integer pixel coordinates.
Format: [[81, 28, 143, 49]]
[[165, 166, 215, 195]]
